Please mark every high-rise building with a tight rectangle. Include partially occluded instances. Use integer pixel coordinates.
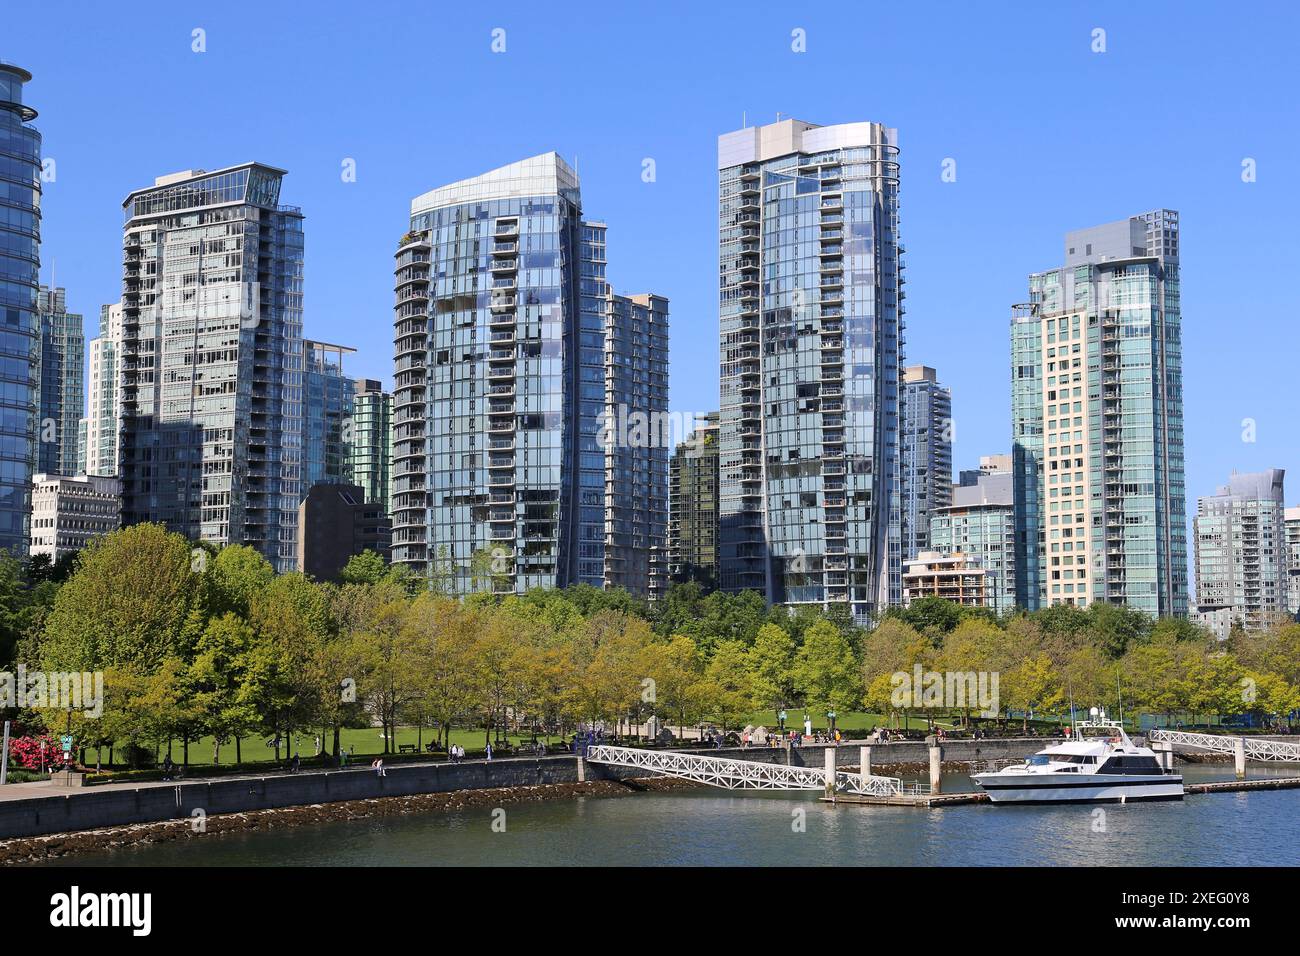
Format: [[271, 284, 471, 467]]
[[348, 378, 392, 511], [80, 302, 123, 477], [1193, 469, 1287, 637], [36, 286, 84, 477], [119, 164, 305, 571], [931, 469, 1016, 614], [900, 365, 952, 560], [302, 339, 355, 492], [0, 62, 41, 557], [1011, 210, 1188, 615], [392, 153, 668, 597], [602, 291, 669, 595], [717, 119, 903, 620], [1286, 506, 1300, 617], [668, 411, 720, 590], [29, 473, 121, 563]]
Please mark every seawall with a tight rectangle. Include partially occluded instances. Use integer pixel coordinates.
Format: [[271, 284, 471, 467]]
[[0, 738, 1055, 841]]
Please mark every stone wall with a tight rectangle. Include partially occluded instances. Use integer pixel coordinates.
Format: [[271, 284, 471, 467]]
[[0, 738, 1055, 841]]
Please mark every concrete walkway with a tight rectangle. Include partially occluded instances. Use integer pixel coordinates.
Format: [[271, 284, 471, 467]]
[[0, 754, 518, 804]]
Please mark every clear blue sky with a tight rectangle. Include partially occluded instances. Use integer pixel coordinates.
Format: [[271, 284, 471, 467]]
[[15, 0, 1299, 514]]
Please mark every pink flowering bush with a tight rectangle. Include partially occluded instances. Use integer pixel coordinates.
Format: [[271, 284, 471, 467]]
[[6, 734, 71, 771]]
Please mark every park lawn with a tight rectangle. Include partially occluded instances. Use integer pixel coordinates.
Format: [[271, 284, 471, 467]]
[[80, 726, 568, 769]]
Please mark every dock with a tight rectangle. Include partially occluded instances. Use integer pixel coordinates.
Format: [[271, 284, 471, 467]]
[[1186, 776, 1300, 794], [821, 791, 988, 807]]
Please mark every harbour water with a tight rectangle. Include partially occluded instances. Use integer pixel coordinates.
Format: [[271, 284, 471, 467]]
[[41, 764, 1300, 867]]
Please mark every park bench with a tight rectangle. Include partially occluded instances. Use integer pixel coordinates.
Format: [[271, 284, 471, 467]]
[[397, 744, 417, 754]]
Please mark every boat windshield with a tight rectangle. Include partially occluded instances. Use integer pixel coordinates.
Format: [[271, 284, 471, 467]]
[[1027, 755, 1050, 766]]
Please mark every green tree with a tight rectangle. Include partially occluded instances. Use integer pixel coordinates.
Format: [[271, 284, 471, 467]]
[[749, 622, 797, 721], [792, 620, 860, 720]]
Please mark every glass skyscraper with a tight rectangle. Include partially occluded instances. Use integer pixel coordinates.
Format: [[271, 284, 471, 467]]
[[668, 411, 720, 590], [36, 286, 84, 477], [348, 378, 392, 510], [392, 153, 667, 596], [80, 302, 122, 477], [1011, 210, 1188, 615], [0, 62, 41, 556], [302, 339, 355, 492], [119, 163, 305, 571], [900, 364, 952, 560], [717, 119, 903, 620], [1193, 469, 1287, 637]]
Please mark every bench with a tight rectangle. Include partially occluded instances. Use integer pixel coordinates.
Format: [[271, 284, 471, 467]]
[[398, 744, 417, 754]]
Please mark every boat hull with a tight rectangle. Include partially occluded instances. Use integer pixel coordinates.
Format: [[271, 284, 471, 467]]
[[972, 773, 1184, 804]]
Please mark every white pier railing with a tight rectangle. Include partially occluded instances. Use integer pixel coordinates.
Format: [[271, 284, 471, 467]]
[[583, 745, 924, 797], [1148, 729, 1300, 762]]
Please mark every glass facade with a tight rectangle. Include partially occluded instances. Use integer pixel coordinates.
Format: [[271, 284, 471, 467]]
[[931, 472, 1016, 614], [1011, 210, 1188, 615], [0, 63, 41, 556], [36, 286, 83, 476], [1193, 470, 1287, 635], [81, 302, 122, 477], [668, 411, 720, 589], [302, 340, 355, 492], [347, 379, 392, 510], [392, 153, 667, 597], [718, 120, 903, 620], [119, 163, 304, 571], [900, 365, 952, 560]]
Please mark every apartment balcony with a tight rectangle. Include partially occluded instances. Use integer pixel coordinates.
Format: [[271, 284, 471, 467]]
[[491, 258, 518, 273]]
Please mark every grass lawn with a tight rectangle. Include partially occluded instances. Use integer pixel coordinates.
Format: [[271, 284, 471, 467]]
[[78, 726, 567, 770]]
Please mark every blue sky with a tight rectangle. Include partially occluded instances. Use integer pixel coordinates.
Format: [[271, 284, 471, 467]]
[[15, 0, 1299, 511]]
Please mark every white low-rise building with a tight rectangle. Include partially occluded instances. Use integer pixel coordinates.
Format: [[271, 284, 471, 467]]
[[29, 473, 122, 562]]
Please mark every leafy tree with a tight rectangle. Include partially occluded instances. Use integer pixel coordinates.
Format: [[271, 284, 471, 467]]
[[698, 639, 755, 731], [749, 622, 797, 721], [792, 620, 860, 720]]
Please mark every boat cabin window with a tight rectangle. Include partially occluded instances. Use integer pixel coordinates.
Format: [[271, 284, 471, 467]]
[[1051, 754, 1097, 764], [1028, 755, 1050, 766]]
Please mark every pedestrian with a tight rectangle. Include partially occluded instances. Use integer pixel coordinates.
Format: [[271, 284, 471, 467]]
[[485, 742, 493, 761], [291, 752, 301, 773], [372, 758, 386, 778]]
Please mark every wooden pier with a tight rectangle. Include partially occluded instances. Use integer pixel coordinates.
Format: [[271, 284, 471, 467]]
[[1186, 776, 1300, 794], [821, 791, 989, 807]]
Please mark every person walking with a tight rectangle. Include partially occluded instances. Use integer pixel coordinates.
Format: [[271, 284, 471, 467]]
[[485, 742, 493, 761], [291, 752, 301, 773]]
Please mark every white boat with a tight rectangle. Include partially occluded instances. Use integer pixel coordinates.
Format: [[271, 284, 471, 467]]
[[971, 711, 1183, 804]]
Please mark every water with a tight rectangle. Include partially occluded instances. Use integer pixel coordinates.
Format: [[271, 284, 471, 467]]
[[44, 765, 1300, 867]]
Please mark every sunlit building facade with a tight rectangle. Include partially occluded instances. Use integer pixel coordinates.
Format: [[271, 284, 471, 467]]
[[36, 286, 83, 477], [81, 302, 123, 477], [0, 62, 41, 556], [717, 118, 904, 620], [392, 153, 667, 596], [302, 339, 355, 493], [1012, 210, 1188, 615], [348, 378, 392, 511], [1194, 469, 1288, 637], [119, 163, 304, 571], [900, 364, 951, 560]]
